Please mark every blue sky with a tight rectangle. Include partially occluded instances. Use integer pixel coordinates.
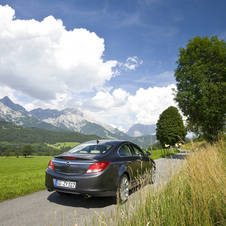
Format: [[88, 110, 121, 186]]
[[0, 0, 226, 130]]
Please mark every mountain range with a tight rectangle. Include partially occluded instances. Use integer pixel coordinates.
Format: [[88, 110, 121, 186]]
[[125, 123, 157, 137], [0, 96, 157, 147]]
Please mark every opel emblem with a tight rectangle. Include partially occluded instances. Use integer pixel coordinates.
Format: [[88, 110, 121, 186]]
[[66, 161, 70, 167]]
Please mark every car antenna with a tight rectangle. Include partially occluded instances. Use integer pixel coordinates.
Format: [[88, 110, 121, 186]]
[[97, 140, 99, 144]]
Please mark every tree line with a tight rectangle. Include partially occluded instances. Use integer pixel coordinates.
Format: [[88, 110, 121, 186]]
[[0, 142, 72, 157]]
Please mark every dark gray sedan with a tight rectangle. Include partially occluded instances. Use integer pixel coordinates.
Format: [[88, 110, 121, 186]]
[[45, 140, 156, 202]]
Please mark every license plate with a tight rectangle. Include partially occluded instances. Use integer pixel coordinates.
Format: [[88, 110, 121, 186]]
[[55, 180, 76, 188]]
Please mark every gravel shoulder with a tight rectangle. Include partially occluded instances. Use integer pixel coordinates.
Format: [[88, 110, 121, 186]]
[[0, 152, 187, 226]]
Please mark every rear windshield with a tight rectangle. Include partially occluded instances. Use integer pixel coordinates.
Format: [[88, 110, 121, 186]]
[[67, 143, 114, 155]]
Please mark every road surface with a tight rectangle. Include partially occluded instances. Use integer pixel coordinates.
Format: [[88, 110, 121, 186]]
[[0, 153, 187, 226]]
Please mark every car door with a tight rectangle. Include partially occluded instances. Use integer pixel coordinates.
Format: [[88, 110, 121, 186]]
[[118, 143, 141, 185], [130, 143, 149, 179]]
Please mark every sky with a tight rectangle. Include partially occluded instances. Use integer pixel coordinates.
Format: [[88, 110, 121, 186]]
[[0, 0, 226, 130]]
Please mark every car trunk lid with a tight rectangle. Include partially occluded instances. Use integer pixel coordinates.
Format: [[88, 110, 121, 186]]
[[52, 155, 95, 175]]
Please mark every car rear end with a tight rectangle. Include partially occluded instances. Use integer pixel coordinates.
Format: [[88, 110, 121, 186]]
[[45, 141, 119, 197]]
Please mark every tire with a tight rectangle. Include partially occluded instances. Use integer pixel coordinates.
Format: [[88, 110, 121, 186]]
[[150, 166, 156, 184], [117, 174, 129, 203]]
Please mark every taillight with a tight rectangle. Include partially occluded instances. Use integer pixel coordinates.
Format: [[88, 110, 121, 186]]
[[63, 157, 77, 160], [86, 161, 111, 174], [48, 159, 54, 170]]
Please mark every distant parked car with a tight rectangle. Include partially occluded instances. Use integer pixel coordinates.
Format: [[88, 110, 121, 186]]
[[45, 140, 156, 202]]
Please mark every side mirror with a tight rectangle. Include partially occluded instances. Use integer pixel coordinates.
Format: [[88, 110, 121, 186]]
[[145, 151, 151, 156]]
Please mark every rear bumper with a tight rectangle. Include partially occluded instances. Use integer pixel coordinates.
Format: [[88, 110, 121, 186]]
[[45, 167, 118, 197]]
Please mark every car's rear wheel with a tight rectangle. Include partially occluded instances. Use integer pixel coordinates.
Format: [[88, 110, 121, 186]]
[[117, 174, 129, 203]]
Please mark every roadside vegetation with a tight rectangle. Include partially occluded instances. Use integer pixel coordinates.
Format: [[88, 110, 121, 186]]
[[95, 138, 226, 226], [182, 137, 206, 151]]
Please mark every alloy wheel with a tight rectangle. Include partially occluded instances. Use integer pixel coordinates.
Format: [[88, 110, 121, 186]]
[[118, 175, 129, 202], [151, 167, 156, 184]]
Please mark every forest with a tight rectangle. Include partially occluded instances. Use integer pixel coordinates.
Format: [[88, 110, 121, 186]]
[[0, 120, 101, 156]]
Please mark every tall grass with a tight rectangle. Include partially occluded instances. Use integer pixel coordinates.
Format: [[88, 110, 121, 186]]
[[96, 139, 226, 226]]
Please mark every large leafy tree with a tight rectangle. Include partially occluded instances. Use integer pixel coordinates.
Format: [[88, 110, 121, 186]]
[[174, 36, 226, 142], [21, 144, 32, 157], [156, 106, 186, 147]]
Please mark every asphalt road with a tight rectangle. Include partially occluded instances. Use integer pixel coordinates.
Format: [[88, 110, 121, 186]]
[[0, 153, 187, 226]]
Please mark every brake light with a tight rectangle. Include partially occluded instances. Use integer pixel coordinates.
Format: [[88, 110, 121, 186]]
[[48, 159, 54, 170], [86, 161, 111, 174], [63, 157, 77, 160]]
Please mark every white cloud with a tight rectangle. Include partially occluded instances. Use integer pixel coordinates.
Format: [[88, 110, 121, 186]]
[[127, 84, 177, 125], [0, 5, 118, 101], [0, 85, 16, 101], [123, 56, 143, 70], [0, 5, 179, 130], [82, 88, 130, 111], [23, 92, 78, 111], [82, 84, 177, 129]]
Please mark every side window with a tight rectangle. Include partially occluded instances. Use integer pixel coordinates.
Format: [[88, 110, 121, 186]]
[[131, 144, 144, 157], [118, 144, 132, 157]]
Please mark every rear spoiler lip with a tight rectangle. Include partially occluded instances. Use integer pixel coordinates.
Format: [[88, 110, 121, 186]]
[[54, 155, 99, 161]]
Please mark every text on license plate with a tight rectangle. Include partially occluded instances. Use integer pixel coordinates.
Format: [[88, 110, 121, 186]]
[[55, 180, 76, 188]]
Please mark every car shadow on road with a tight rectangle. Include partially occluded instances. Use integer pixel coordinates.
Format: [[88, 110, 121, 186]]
[[47, 192, 117, 208]]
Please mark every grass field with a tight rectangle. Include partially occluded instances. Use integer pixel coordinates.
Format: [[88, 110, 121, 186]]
[[0, 156, 52, 202]]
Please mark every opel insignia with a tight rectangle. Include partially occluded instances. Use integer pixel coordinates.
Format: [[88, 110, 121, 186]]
[[45, 140, 156, 202]]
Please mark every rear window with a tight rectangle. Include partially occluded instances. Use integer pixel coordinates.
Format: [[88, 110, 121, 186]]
[[67, 143, 114, 155]]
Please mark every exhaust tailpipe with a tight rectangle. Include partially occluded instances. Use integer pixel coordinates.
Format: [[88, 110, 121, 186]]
[[84, 194, 92, 198]]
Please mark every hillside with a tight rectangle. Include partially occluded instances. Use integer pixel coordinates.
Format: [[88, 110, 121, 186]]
[[0, 120, 157, 149], [0, 120, 101, 144]]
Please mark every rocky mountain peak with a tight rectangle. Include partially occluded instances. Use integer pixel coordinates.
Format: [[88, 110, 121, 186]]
[[125, 123, 156, 137], [62, 108, 83, 117], [0, 96, 27, 114]]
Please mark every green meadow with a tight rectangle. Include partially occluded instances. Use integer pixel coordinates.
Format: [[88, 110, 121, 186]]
[[0, 156, 52, 202], [47, 142, 79, 149], [146, 148, 180, 160]]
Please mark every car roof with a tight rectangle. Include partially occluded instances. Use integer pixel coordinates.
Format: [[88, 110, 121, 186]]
[[84, 140, 130, 145]]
